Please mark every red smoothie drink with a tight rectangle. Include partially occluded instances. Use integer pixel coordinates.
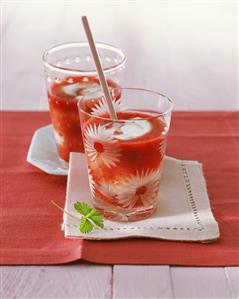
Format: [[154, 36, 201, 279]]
[[43, 42, 126, 163], [48, 76, 120, 162], [81, 110, 167, 221]]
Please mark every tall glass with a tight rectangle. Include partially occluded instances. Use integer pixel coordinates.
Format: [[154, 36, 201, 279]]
[[78, 88, 173, 221], [43, 42, 126, 163]]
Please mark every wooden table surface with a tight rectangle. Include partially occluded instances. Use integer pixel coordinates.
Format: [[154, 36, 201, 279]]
[[1, 2, 238, 298]]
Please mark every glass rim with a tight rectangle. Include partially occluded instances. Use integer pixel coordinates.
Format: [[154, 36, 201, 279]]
[[78, 87, 173, 123], [43, 41, 127, 75]]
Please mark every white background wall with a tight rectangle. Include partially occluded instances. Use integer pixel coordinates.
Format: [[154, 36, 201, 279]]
[[1, 1, 238, 110]]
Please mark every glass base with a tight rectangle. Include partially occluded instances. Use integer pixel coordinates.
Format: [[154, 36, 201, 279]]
[[93, 198, 158, 222]]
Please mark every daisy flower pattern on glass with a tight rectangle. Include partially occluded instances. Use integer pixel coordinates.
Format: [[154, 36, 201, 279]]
[[91, 97, 126, 116], [97, 181, 118, 200], [112, 169, 161, 209], [84, 123, 121, 168], [87, 168, 95, 197]]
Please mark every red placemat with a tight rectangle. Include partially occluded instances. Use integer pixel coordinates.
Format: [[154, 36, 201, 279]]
[[1, 111, 238, 265]]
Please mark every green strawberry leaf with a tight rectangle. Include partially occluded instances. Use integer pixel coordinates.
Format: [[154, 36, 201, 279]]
[[88, 209, 104, 228], [52, 200, 104, 234], [80, 216, 93, 234], [90, 216, 104, 229], [74, 202, 92, 216]]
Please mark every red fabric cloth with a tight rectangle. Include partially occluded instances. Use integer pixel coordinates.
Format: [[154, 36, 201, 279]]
[[1, 111, 238, 265]]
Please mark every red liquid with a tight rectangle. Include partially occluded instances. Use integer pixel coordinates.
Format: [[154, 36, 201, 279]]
[[48, 76, 120, 162], [83, 111, 167, 218]]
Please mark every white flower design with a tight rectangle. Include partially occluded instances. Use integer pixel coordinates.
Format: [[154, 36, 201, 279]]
[[84, 123, 121, 168], [159, 140, 167, 158], [87, 168, 95, 197], [98, 181, 117, 199], [98, 169, 161, 209], [161, 125, 168, 136], [91, 97, 126, 116]]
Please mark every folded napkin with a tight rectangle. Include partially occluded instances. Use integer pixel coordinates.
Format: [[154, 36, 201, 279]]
[[63, 153, 219, 242]]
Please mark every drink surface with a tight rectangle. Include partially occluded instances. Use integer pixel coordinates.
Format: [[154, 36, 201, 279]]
[[48, 76, 119, 161], [83, 111, 167, 211]]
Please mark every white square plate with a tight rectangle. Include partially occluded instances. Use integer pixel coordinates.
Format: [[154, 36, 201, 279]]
[[27, 125, 68, 175]]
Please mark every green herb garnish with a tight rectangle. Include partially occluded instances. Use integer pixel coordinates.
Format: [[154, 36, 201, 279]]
[[74, 202, 104, 233], [51, 201, 104, 234]]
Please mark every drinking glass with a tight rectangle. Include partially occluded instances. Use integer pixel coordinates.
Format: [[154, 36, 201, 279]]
[[78, 88, 173, 221], [43, 42, 126, 163]]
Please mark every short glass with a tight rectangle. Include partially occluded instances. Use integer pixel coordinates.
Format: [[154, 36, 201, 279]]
[[43, 42, 126, 163], [78, 88, 173, 221]]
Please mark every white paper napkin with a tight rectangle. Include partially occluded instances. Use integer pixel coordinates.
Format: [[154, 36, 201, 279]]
[[63, 153, 219, 242]]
